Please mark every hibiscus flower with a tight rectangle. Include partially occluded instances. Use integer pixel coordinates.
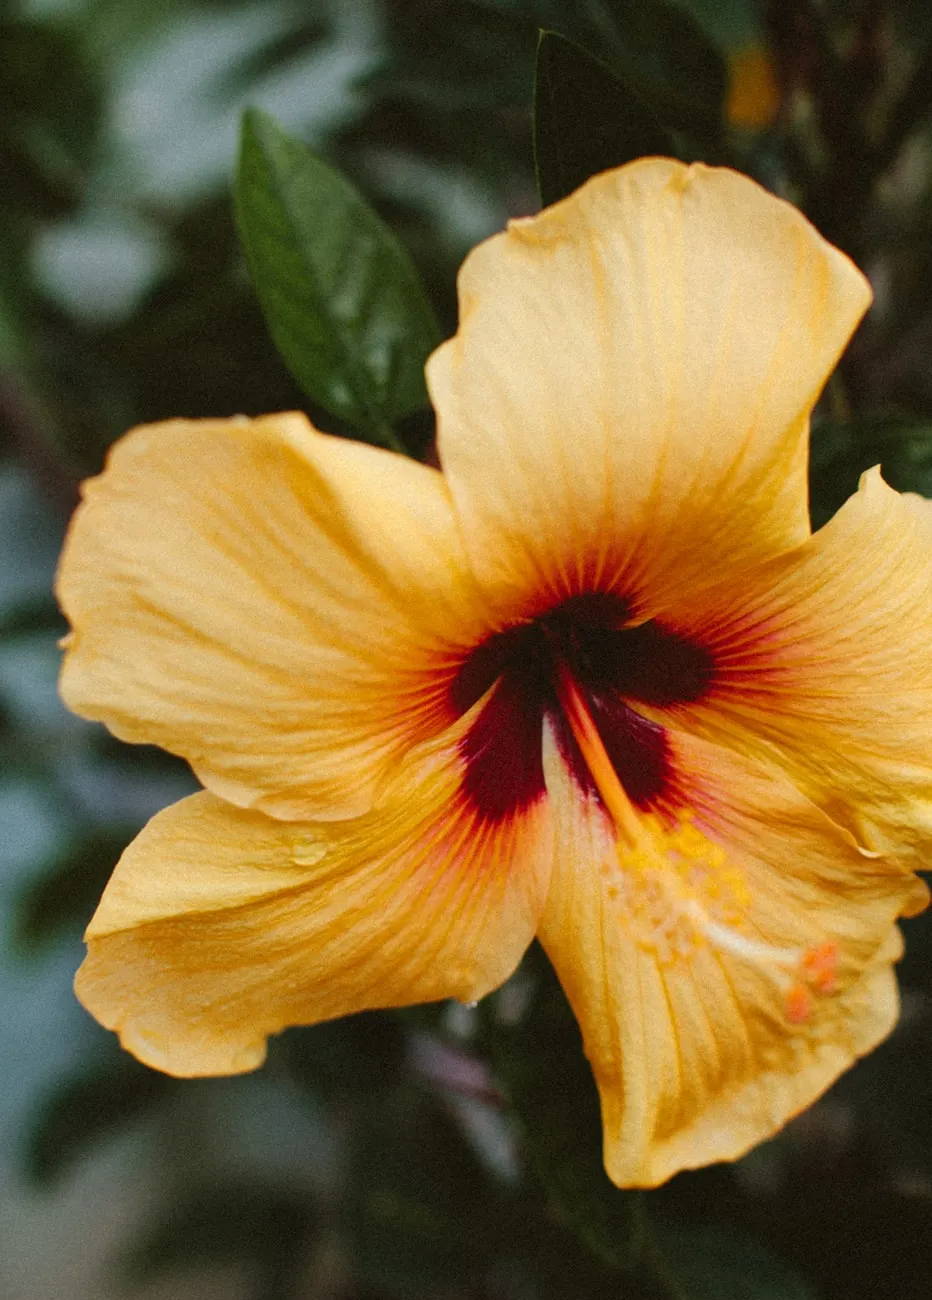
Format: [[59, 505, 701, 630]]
[[57, 159, 931, 1187]]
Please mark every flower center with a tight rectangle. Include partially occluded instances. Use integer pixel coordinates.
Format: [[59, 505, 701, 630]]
[[451, 592, 839, 1023], [450, 592, 713, 823]]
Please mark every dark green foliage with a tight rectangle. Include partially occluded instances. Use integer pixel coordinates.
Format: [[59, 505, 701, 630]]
[[4, 3, 932, 1299], [235, 109, 441, 448], [809, 417, 932, 526], [0, 18, 102, 219], [345, 1086, 509, 1297], [482, 947, 648, 1277], [279, 1011, 408, 1102], [99, 193, 304, 440], [121, 1181, 315, 1293], [13, 827, 133, 952], [581, 0, 726, 143], [657, 1225, 820, 1299], [534, 31, 674, 207], [23, 1050, 172, 1186]]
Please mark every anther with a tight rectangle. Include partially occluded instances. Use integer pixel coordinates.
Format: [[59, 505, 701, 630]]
[[785, 983, 813, 1025], [802, 941, 838, 994]]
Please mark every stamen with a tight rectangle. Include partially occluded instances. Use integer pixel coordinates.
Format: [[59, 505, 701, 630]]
[[690, 905, 840, 1023], [555, 662, 840, 1024]]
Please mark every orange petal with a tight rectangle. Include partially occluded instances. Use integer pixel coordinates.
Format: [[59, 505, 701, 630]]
[[57, 414, 490, 821], [537, 723, 920, 1187], [660, 469, 932, 869], [429, 159, 870, 614], [76, 728, 552, 1076]]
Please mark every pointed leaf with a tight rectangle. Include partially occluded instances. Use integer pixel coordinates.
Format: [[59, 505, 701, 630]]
[[235, 108, 440, 446], [534, 30, 674, 207]]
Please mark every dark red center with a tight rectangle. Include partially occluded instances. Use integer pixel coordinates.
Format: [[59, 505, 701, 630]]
[[450, 592, 713, 823]]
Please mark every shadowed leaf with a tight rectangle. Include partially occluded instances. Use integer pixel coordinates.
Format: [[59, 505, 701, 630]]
[[604, 0, 726, 140], [0, 18, 102, 218], [346, 1084, 511, 1298]]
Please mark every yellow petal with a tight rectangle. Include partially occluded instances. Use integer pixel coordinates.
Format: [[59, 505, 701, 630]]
[[76, 728, 552, 1076], [57, 413, 489, 821], [537, 723, 919, 1188], [660, 469, 932, 867], [428, 159, 870, 612]]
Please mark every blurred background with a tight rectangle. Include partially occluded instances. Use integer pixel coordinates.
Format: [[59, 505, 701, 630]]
[[3, 1, 932, 1297]]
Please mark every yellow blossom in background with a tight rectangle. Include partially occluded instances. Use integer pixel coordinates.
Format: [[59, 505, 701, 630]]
[[727, 44, 781, 130], [56, 159, 931, 1188]]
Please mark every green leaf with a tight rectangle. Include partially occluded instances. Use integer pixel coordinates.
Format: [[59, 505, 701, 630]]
[[658, 1225, 820, 1300], [534, 30, 674, 207], [234, 108, 441, 448]]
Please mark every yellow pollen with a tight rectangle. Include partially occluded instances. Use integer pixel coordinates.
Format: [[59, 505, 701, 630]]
[[555, 665, 840, 1022]]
